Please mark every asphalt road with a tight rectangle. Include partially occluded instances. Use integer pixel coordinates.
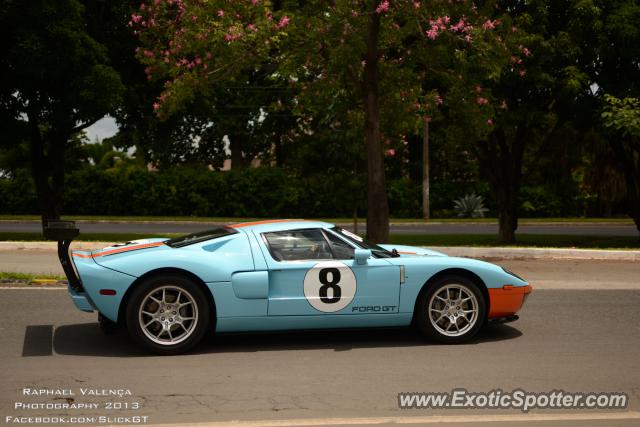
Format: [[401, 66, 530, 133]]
[[1, 220, 638, 236], [1, 284, 639, 426]]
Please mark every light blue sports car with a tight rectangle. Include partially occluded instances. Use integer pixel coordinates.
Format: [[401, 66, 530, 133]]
[[46, 219, 531, 354]]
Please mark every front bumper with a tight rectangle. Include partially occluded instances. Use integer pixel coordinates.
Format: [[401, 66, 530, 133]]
[[68, 285, 95, 312], [488, 285, 532, 318]]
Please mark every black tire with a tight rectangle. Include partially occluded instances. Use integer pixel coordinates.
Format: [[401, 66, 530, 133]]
[[416, 275, 486, 344], [126, 274, 211, 355]]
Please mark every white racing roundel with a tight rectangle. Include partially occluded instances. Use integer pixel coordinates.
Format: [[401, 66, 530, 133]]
[[303, 261, 357, 313]]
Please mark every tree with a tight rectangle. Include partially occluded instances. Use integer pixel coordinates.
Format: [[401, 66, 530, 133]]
[[592, 0, 640, 233], [472, 0, 600, 242], [601, 95, 640, 233], [137, 0, 516, 242], [0, 0, 123, 223]]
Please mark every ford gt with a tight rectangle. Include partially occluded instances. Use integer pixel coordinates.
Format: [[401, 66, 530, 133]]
[[45, 219, 531, 354]]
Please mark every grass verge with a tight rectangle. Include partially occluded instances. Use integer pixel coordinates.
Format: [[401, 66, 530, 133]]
[[0, 271, 66, 284]]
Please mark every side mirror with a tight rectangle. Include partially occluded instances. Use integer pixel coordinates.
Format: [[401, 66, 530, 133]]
[[354, 249, 372, 265]]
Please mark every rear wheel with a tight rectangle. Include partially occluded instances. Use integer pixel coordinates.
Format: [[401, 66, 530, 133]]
[[416, 275, 485, 344], [126, 275, 210, 355]]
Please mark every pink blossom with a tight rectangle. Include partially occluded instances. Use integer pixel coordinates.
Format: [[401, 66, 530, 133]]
[[131, 14, 143, 24], [511, 26, 518, 33], [476, 97, 489, 106], [450, 19, 465, 32], [500, 100, 508, 109], [191, 15, 197, 22], [435, 95, 443, 105], [465, 34, 473, 42], [413, 1, 421, 9], [486, 119, 493, 126], [252, 0, 259, 5], [482, 19, 495, 30], [217, 10, 225, 17], [247, 23, 258, 32], [153, 103, 160, 110], [426, 26, 439, 40], [474, 85, 482, 93], [519, 69, 526, 77], [385, 149, 396, 157], [277, 16, 290, 29], [376, 1, 389, 14], [522, 47, 531, 57], [351, 10, 358, 17]]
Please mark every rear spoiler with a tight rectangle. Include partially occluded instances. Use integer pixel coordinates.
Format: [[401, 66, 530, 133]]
[[43, 220, 83, 292]]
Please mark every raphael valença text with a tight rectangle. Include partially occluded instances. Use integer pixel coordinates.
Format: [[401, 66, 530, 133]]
[[22, 388, 132, 397]]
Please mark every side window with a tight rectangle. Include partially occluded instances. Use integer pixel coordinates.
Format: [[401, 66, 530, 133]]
[[323, 230, 355, 260], [263, 229, 333, 261]]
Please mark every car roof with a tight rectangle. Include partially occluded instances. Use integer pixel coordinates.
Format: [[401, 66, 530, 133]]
[[228, 219, 334, 233]]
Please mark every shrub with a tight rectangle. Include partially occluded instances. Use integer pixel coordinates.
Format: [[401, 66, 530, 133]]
[[453, 193, 489, 218]]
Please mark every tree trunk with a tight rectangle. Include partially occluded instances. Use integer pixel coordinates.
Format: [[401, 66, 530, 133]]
[[422, 117, 430, 220], [478, 127, 525, 244], [27, 107, 62, 228], [498, 206, 517, 243], [230, 134, 247, 169], [608, 138, 640, 238], [362, 4, 389, 243]]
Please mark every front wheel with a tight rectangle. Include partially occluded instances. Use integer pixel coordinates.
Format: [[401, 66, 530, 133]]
[[416, 275, 485, 344], [126, 275, 210, 355]]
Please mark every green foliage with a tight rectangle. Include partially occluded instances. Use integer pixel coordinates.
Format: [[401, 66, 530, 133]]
[[602, 95, 640, 138], [0, 166, 477, 218]]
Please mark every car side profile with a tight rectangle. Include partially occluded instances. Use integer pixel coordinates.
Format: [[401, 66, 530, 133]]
[[46, 219, 532, 354]]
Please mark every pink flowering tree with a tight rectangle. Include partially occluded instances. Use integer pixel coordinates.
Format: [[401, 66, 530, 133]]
[[135, 0, 523, 241], [132, 0, 291, 116], [275, 0, 523, 241]]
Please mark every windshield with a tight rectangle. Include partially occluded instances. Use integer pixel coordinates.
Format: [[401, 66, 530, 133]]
[[165, 227, 237, 248], [331, 227, 397, 258]]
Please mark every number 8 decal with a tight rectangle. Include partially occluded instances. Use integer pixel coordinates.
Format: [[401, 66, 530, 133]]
[[304, 261, 357, 312]]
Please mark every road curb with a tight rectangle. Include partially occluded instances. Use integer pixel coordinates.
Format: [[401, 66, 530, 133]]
[[432, 246, 640, 261], [1, 241, 639, 260], [0, 241, 111, 251]]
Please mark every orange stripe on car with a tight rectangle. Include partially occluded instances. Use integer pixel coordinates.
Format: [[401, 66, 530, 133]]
[[72, 242, 164, 259], [72, 252, 93, 259], [397, 251, 417, 254], [229, 219, 306, 228], [488, 285, 532, 318]]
